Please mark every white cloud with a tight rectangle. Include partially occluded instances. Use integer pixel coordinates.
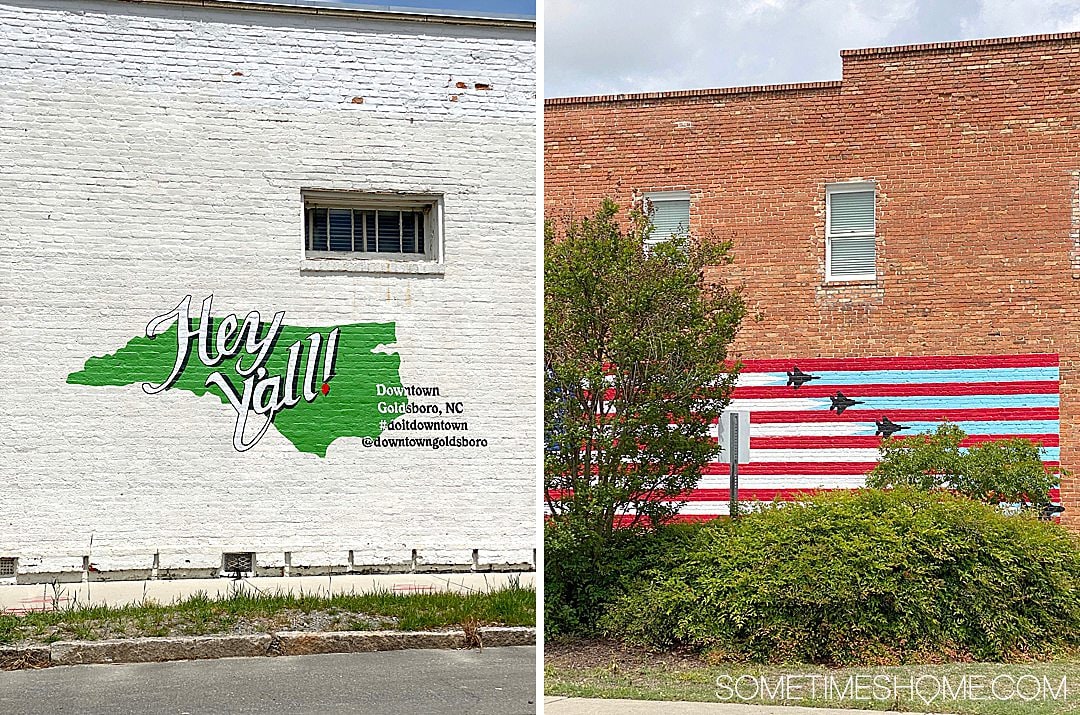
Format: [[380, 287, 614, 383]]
[[959, 0, 1080, 35], [545, 0, 1080, 98]]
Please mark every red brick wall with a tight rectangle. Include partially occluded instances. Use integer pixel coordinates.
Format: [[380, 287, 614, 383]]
[[544, 33, 1080, 527]]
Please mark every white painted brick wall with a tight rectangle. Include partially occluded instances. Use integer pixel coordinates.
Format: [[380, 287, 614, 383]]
[[0, 0, 536, 578]]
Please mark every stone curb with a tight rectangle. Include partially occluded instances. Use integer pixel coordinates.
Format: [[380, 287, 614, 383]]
[[0, 646, 50, 670], [2, 627, 535, 669], [276, 626, 535, 656], [51, 634, 274, 666]]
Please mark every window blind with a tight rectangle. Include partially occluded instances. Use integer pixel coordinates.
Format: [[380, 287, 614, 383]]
[[829, 236, 876, 276], [827, 186, 876, 279], [647, 199, 690, 245], [306, 207, 425, 255], [829, 190, 874, 234]]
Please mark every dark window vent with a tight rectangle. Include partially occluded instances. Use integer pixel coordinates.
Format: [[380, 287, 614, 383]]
[[0, 558, 16, 578], [301, 190, 441, 263], [222, 552, 254, 574]]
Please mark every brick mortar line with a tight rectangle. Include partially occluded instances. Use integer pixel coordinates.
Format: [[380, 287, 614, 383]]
[[1071, 171, 1080, 275], [840, 30, 1080, 57], [114, 0, 536, 28], [545, 81, 842, 106]]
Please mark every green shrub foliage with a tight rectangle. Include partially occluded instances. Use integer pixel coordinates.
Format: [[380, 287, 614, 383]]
[[867, 422, 1058, 508], [604, 489, 1080, 664], [544, 518, 701, 639]]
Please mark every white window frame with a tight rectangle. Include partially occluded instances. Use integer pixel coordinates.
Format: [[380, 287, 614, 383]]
[[642, 190, 691, 247], [825, 181, 877, 283], [300, 189, 445, 275]]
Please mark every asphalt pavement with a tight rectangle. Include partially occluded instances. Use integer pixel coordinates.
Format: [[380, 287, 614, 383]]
[[0, 646, 536, 714]]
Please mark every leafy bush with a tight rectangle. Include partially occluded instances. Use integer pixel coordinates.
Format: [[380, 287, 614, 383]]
[[867, 422, 1058, 508], [604, 489, 1080, 664], [544, 518, 702, 640], [545, 199, 744, 533]]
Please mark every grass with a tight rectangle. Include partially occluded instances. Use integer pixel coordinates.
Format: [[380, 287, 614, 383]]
[[545, 657, 1080, 715], [0, 581, 535, 647]]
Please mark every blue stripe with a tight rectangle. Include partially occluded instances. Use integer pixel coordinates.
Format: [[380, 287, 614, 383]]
[[756, 367, 1059, 387], [853, 420, 1060, 436], [828, 394, 1060, 411]]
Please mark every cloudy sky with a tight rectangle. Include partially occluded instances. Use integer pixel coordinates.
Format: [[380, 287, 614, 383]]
[[545, 0, 1080, 98]]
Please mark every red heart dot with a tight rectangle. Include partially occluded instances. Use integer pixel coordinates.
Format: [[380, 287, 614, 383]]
[[321, 383, 330, 396]]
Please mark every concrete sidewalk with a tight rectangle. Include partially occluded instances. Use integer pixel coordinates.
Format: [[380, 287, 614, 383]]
[[544, 697, 925, 715], [0, 572, 534, 612]]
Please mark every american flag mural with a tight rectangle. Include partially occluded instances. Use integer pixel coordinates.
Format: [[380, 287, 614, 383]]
[[673, 353, 1061, 519]]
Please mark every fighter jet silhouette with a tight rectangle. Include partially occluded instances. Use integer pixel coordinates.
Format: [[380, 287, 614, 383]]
[[786, 366, 820, 389], [875, 416, 909, 439], [829, 391, 864, 415]]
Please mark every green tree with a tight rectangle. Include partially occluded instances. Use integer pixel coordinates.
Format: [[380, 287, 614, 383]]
[[544, 199, 746, 536], [866, 422, 1058, 508]]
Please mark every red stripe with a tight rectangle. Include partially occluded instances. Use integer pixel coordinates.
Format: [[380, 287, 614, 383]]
[[611, 514, 720, 526], [553, 454, 1063, 479], [746, 407, 1059, 423], [548, 488, 831, 502], [660, 514, 718, 523], [678, 487, 1063, 501], [733, 354, 1058, 373], [601, 487, 1061, 513], [749, 434, 1060, 449], [601, 380, 1060, 403], [680, 488, 825, 501], [704, 461, 877, 475], [702, 460, 1061, 475], [732, 380, 1058, 398]]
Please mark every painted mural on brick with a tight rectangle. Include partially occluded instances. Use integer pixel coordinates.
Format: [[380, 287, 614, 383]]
[[675, 353, 1061, 518], [67, 295, 406, 457]]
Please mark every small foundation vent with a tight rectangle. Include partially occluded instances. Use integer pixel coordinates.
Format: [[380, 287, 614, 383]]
[[0, 557, 17, 578], [222, 552, 255, 574]]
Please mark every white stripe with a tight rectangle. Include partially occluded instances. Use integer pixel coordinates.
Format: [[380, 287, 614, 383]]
[[748, 423, 877, 436], [611, 501, 762, 517], [675, 501, 773, 516], [697, 475, 869, 490], [672, 422, 859, 434], [728, 398, 831, 411], [734, 367, 1058, 384], [677, 501, 732, 515], [734, 373, 787, 387], [599, 394, 830, 413], [748, 448, 882, 462]]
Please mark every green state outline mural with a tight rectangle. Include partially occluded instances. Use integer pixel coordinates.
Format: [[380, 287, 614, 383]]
[[67, 295, 407, 457]]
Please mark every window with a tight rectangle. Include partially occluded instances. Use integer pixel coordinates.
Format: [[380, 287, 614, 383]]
[[826, 182, 876, 282], [643, 191, 690, 247], [302, 190, 440, 264]]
